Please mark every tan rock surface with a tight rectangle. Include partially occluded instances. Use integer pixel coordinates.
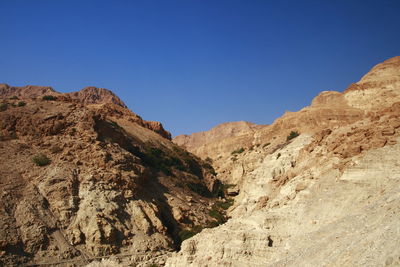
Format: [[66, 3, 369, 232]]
[[174, 121, 264, 152], [166, 56, 400, 266], [0, 95, 219, 266], [0, 84, 171, 139]]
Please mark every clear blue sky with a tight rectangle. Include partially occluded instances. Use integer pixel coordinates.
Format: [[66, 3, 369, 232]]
[[1, 0, 400, 136]]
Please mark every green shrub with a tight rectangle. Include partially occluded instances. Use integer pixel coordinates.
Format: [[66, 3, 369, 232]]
[[286, 131, 299, 141], [215, 199, 234, 210], [206, 221, 220, 228], [42, 95, 57, 101], [207, 198, 234, 226], [17, 101, 26, 107], [178, 226, 203, 242], [10, 96, 18, 100], [32, 153, 51, 166], [144, 145, 203, 177], [209, 208, 226, 225], [0, 103, 7, 112], [178, 229, 196, 241], [231, 148, 245, 155]]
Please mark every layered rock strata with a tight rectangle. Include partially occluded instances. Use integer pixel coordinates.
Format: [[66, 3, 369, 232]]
[[167, 56, 400, 266]]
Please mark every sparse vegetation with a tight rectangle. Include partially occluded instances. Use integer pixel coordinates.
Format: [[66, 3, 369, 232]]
[[276, 153, 281, 159], [215, 198, 234, 210], [171, 146, 204, 178], [10, 96, 18, 100], [141, 147, 175, 175], [209, 208, 225, 224], [287, 131, 300, 141], [32, 153, 51, 166], [231, 147, 245, 155], [203, 161, 217, 176], [263, 142, 271, 148], [0, 103, 8, 111], [208, 198, 234, 226], [42, 95, 57, 101], [178, 225, 203, 242], [17, 101, 26, 107]]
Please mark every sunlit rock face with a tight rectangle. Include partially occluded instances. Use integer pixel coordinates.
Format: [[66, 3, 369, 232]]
[[167, 56, 400, 267], [0, 87, 218, 266]]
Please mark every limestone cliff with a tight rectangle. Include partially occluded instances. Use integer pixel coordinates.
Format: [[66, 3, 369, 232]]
[[167, 56, 400, 266]]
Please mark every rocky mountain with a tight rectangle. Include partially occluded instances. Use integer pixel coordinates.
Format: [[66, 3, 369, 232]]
[[0, 87, 223, 266], [0, 84, 57, 99], [167, 56, 400, 266], [0, 84, 171, 139], [65, 86, 128, 108], [0, 84, 127, 108], [1, 56, 399, 267], [174, 121, 264, 153]]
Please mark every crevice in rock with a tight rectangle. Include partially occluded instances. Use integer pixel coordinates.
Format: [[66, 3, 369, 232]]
[[267, 236, 273, 247]]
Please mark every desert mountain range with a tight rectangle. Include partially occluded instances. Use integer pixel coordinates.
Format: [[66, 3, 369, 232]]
[[1, 56, 400, 266]]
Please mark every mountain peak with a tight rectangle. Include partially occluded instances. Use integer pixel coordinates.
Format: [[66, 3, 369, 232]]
[[66, 86, 127, 108]]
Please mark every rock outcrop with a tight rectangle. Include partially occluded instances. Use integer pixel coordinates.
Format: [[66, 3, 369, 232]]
[[0, 84, 58, 99], [0, 84, 171, 140], [0, 93, 219, 266], [174, 121, 264, 152], [65, 86, 128, 108], [167, 56, 400, 266], [2, 56, 400, 267]]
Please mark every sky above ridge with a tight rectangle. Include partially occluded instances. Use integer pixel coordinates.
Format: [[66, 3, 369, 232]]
[[1, 0, 400, 136]]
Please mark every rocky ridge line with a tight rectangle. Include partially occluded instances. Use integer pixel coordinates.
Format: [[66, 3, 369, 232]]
[[0, 83, 171, 139]]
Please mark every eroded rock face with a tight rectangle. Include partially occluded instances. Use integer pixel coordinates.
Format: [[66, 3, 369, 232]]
[[166, 56, 400, 266], [174, 121, 264, 152], [167, 137, 400, 267], [0, 84, 57, 98], [0, 97, 218, 266], [66, 86, 128, 108], [0, 84, 172, 139], [173, 57, 400, 183]]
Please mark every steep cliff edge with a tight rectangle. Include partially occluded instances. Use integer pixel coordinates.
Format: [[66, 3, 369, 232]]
[[167, 57, 400, 266]]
